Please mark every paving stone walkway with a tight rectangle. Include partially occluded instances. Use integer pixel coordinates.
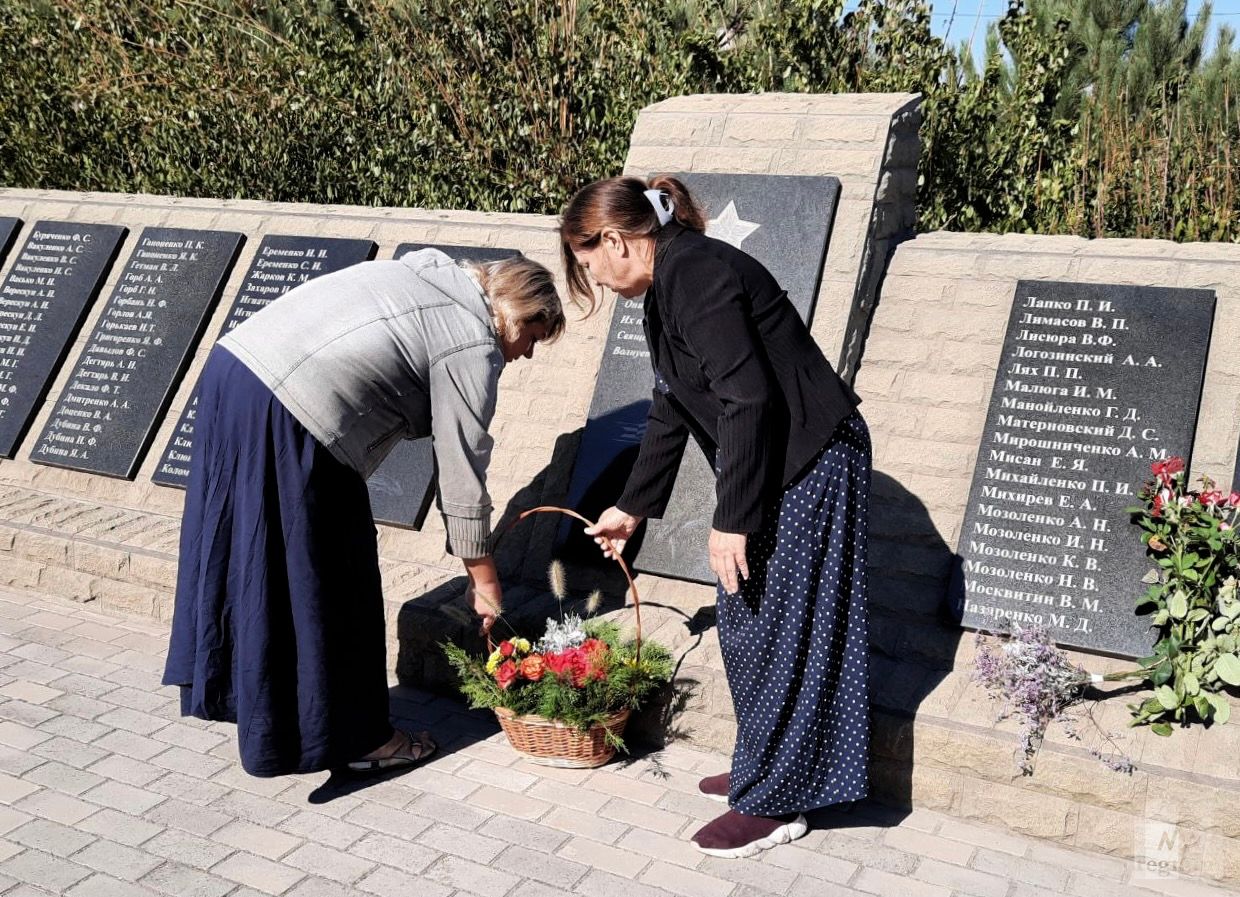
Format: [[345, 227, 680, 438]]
[[0, 586, 1228, 897]]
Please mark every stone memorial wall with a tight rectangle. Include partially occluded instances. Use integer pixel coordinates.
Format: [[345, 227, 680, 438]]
[[851, 233, 1240, 876], [0, 222, 127, 458], [0, 190, 586, 622], [151, 234, 377, 489], [4, 95, 1240, 879], [950, 280, 1215, 657], [31, 227, 243, 478], [0, 91, 924, 702], [624, 92, 921, 381]]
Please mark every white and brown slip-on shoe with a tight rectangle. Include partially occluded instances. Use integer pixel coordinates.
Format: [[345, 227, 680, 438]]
[[691, 808, 809, 859]]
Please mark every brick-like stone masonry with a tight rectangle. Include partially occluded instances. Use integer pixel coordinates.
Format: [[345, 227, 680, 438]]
[[855, 231, 1240, 884], [624, 92, 922, 383]]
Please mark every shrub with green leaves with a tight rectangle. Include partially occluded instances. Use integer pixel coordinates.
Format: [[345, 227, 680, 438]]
[[3, 1, 1238, 240]]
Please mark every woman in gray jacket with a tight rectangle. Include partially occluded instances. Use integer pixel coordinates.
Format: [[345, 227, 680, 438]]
[[163, 249, 566, 777]]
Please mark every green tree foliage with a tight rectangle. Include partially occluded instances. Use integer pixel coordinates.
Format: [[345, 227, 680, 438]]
[[0, 0, 1237, 240], [1026, 0, 1240, 239], [1026, 0, 1143, 119]]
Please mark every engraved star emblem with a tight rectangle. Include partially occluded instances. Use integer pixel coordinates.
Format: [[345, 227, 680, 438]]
[[706, 201, 760, 249]]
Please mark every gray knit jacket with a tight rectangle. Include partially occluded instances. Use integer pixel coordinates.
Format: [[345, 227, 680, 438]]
[[219, 249, 504, 558]]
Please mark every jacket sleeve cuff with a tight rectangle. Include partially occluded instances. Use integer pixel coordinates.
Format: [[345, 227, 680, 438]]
[[711, 504, 764, 535], [616, 493, 663, 521], [443, 514, 492, 559]]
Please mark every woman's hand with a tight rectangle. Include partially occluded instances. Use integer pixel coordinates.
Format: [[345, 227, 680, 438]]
[[709, 529, 749, 594], [468, 583, 503, 635], [583, 507, 643, 560], [463, 556, 503, 636]]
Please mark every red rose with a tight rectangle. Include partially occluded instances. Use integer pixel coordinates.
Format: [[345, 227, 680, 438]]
[[545, 646, 606, 687], [557, 648, 589, 687], [1152, 493, 1164, 518], [1152, 457, 1185, 487], [572, 651, 593, 687], [495, 659, 519, 690], [520, 655, 546, 681], [499, 641, 514, 658], [544, 651, 572, 678]]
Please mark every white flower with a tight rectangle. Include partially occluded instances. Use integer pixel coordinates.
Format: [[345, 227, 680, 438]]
[[539, 614, 587, 653]]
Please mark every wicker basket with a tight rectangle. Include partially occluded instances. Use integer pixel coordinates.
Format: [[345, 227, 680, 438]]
[[494, 706, 631, 768], [488, 506, 645, 769]]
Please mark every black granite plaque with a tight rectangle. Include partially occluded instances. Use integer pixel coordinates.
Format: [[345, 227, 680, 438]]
[[0, 219, 21, 269], [0, 222, 127, 458], [369, 243, 521, 530], [151, 235, 377, 488], [561, 174, 841, 582], [950, 280, 1215, 658], [31, 227, 244, 478]]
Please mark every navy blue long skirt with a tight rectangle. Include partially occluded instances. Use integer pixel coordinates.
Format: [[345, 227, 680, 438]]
[[162, 347, 393, 777], [720, 411, 871, 815]]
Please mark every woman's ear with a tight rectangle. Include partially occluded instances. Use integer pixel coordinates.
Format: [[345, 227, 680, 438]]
[[600, 228, 628, 257]]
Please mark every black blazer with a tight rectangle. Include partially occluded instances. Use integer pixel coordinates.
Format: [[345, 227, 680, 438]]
[[617, 222, 860, 533]]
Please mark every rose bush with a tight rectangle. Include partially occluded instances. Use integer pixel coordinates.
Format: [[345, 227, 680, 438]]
[[1128, 458, 1240, 734], [973, 457, 1240, 774]]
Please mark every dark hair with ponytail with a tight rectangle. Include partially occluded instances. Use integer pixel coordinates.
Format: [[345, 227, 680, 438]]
[[559, 174, 705, 314]]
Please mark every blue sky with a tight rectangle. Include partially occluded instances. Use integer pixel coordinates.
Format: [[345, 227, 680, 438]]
[[892, 0, 1240, 59]]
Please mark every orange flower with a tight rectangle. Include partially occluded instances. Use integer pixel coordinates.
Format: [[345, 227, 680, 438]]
[[582, 639, 610, 682], [520, 654, 546, 681]]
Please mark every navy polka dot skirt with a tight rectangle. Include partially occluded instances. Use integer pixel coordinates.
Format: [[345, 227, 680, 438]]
[[719, 411, 871, 816]]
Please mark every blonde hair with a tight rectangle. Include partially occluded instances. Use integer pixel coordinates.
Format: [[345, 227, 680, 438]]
[[470, 255, 567, 344], [559, 174, 706, 314]]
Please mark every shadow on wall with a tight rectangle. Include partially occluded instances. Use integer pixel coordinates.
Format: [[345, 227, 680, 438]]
[[391, 418, 969, 813], [864, 469, 963, 810], [393, 423, 608, 693], [392, 404, 693, 752], [392, 396, 667, 673]]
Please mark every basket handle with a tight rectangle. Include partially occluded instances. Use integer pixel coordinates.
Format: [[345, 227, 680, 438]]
[[486, 506, 643, 666]]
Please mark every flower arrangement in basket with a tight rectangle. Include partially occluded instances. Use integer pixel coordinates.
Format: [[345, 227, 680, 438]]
[[442, 507, 673, 768]]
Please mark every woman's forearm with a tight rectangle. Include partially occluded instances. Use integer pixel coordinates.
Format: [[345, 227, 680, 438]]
[[463, 555, 503, 632], [463, 555, 500, 592]]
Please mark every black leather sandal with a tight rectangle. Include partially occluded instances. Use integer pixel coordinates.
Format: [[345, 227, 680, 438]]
[[346, 729, 437, 772]]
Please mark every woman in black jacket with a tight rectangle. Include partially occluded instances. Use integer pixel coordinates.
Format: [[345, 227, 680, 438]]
[[562, 175, 871, 859]]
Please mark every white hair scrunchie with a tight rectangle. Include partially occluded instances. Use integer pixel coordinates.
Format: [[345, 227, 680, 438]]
[[643, 188, 675, 226]]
